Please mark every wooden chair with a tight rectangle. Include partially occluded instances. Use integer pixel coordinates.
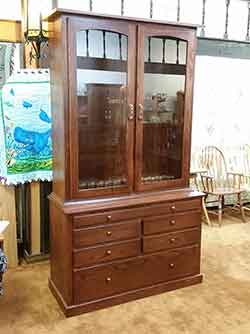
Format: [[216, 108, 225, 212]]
[[196, 146, 246, 226]]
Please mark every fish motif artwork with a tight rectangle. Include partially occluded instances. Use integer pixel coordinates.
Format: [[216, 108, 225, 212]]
[[0, 69, 52, 184]]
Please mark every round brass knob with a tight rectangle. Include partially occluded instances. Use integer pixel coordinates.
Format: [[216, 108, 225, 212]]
[[170, 238, 176, 243], [170, 220, 176, 225], [106, 250, 112, 255], [106, 277, 112, 283], [106, 231, 112, 236], [169, 263, 175, 269], [107, 215, 112, 221], [171, 205, 176, 212]]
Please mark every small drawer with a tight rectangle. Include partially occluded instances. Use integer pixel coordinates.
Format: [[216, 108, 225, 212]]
[[143, 228, 200, 254], [73, 245, 200, 304], [73, 208, 143, 229], [143, 212, 201, 235], [73, 219, 141, 248], [73, 239, 141, 267], [143, 198, 201, 217]]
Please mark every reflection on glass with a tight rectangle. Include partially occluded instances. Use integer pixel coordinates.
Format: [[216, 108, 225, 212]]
[[142, 36, 187, 183], [76, 29, 128, 190]]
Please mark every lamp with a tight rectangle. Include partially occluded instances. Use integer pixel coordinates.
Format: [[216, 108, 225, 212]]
[[22, 0, 51, 64], [0, 19, 22, 43]]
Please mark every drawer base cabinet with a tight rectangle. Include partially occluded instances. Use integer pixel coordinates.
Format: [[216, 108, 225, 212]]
[[49, 192, 203, 317], [47, 8, 203, 316]]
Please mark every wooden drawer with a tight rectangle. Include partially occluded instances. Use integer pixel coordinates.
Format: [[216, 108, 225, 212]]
[[73, 208, 143, 229], [73, 239, 141, 267], [73, 198, 200, 229], [143, 211, 201, 235], [73, 220, 141, 248], [143, 228, 200, 254], [74, 245, 200, 304], [143, 198, 201, 217]]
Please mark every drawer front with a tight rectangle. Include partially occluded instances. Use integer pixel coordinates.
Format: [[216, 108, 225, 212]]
[[73, 209, 143, 229], [74, 245, 200, 304], [143, 198, 201, 217], [73, 220, 141, 248], [73, 239, 141, 267], [143, 228, 200, 254], [143, 212, 201, 235], [73, 198, 200, 229]]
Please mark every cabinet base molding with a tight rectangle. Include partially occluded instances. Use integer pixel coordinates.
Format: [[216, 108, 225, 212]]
[[49, 274, 203, 317]]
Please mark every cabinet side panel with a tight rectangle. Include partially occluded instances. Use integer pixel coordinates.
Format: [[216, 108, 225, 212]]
[[50, 201, 72, 305], [49, 17, 69, 201]]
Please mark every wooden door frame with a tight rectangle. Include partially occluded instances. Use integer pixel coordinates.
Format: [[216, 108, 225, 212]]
[[135, 23, 197, 192], [67, 16, 136, 199]]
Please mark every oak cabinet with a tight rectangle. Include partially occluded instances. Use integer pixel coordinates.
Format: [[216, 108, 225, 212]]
[[47, 8, 203, 317]]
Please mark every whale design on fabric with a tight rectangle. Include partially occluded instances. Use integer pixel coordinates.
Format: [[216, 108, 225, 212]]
[[39, 110, 51, 123], [14, 127, 51, 154], [22, 100, 32, 109]]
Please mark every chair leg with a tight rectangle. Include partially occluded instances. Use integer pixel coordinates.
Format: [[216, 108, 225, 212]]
[[218, 195, 223, 226], [202, 196, 211, 226], [238, 192, 246, 223]]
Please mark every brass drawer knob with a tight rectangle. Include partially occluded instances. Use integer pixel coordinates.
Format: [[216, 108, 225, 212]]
[[169, 263, 175, 269], [106, 250, 112, 255], [170, 238, 176, 243], [107, 215, 112, 221], [170, 220, 176, 225], [106, 231, 112, 236], [106, 277, 112, 283], [170, 205, 176, 212]]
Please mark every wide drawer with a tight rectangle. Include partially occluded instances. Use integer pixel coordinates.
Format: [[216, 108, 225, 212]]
[[73, 239, 141, 267], [73, 198, 201, 229], [74, 245, 200, 304], [143, 228, 200, 254], [143, 211, 201, 235], [73, 219, 141, 248]]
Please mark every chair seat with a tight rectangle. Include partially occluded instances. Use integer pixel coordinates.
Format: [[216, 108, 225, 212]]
[[205, 187, 243, 196]]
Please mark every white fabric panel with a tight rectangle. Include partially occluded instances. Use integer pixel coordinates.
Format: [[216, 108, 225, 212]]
[[57, 0, 89, 11], [228, 0, 248, 41], [191, 55, 250, 171], [93, 0, 121, 15], [153, 0, 178, 21], [180, 0, 202, 25], [205, 0, 226, 38], [124, 0, 150, 18]]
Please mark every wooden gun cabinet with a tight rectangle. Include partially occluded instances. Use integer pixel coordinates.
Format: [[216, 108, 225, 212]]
[[47, 8, 203, 317]]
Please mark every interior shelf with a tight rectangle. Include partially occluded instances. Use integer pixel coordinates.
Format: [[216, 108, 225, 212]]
[[77, 56, 186, 75]]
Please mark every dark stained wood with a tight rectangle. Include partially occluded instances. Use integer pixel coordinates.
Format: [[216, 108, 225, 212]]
[[143, 211, 201, 235], [49, 274, 203, 317], [72, 197, 200, 228], [49, 201, 73, 305], [48, 10, 203, 317], [45, 8, 199, 29], [73, 239, 141, 267], [73, 245, 200, 304], [77, 56, 186, 75], [143, 228, 201, 253], [73, 220, 141, 248]]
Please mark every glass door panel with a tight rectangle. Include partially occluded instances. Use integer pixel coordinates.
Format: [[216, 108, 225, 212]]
[[136, 28, 188, 190], [76, 28, 130, 191]]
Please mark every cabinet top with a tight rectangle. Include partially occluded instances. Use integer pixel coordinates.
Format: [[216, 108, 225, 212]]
[[45, 8, 198, 30]]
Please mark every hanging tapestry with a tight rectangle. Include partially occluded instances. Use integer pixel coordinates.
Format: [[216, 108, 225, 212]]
[[0, 69, 52, 185]]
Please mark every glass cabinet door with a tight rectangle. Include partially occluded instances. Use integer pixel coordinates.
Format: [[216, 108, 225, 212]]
[[68, 19, 135, 198], [135, 25, 195, 191]]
